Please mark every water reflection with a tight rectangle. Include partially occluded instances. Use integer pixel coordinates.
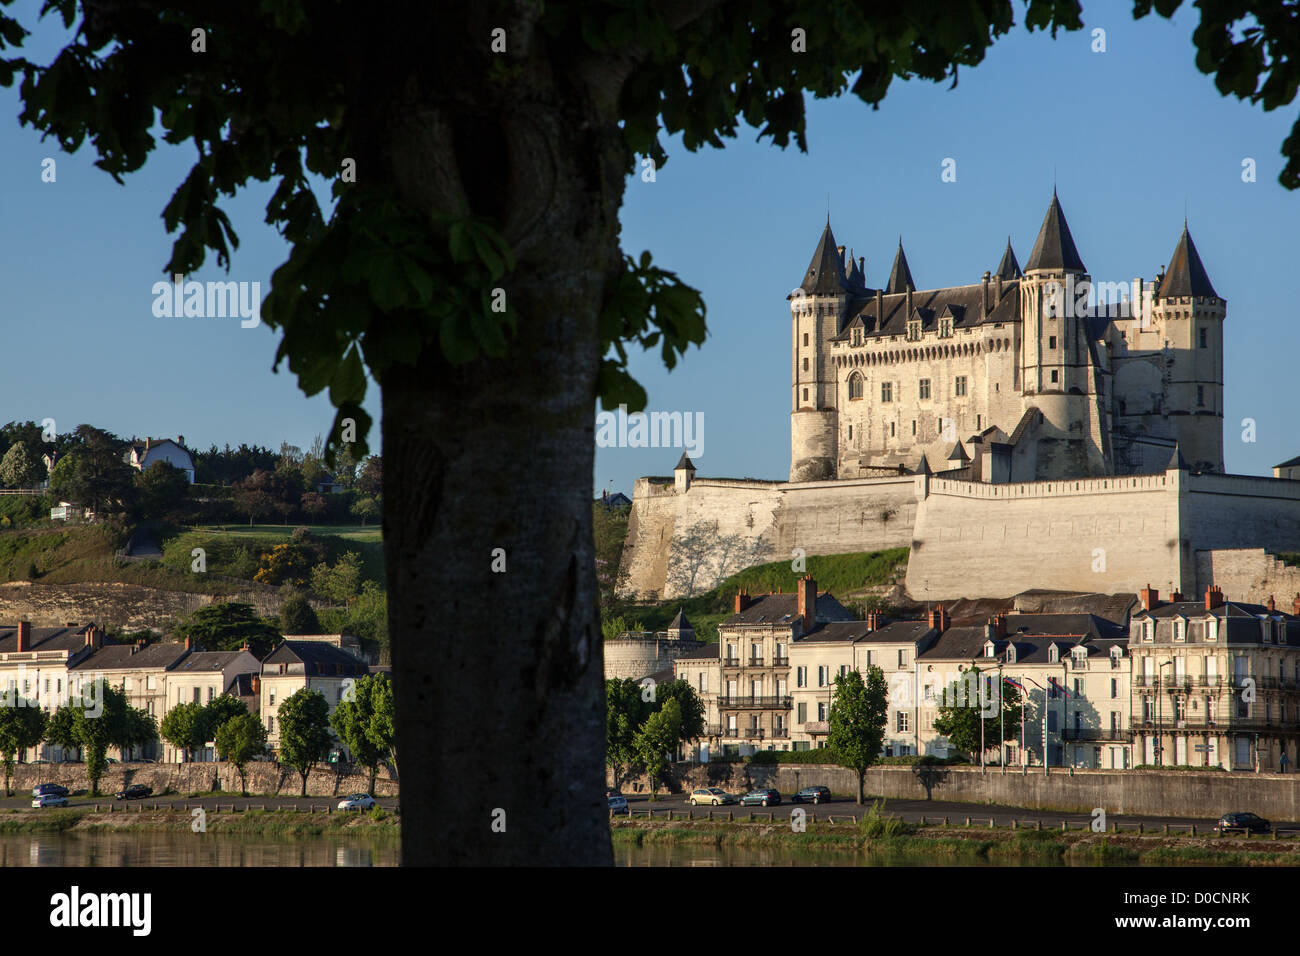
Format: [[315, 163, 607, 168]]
[[0, 832, 399, 867]]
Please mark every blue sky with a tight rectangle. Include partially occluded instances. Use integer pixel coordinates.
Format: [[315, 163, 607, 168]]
[[1, 4, 1295, 488]]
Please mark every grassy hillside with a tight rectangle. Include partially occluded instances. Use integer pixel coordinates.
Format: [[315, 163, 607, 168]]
[[159, 528, 385, 586], [607, 547, 908, 644]]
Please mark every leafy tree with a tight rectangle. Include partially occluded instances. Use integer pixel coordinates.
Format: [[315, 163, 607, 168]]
[[135, 460, 190, 519], [48, 426, 137, 514], [44, 705, 79, 761], [0, 701, 47, 795], [277, 688, 333, 795], [651, 679, 705, 754], [159, 701, 206, 762], [349, 496, 379, 527], [330, 674, 395, 794], [65, 683, 149, 795], [632, 698, 680, 801], [827, 667, 889, 805], [172, 602, 280, 656], [932, 667, 1022, 760], [299, 491, 327, 523], [280, 593, 322, 634], [355, 456, 382, 497], [605, 678, 651, 790], [23, 0, 1299, 863], [121, 707, 159, 760], [199, 694, 250, 744], [254, 542, 313, 587], [232, 470, 279, 525], [592, 501, 630, 607], [311, 551, 364, 604], [193, 443, 278, 486], [0, 441, 41, 488], [214, 712, 268, 796]]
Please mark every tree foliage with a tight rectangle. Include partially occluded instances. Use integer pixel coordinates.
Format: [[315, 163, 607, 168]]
[[0, 700, 47, 796], [0, 441, 41, 488], [827, 667, 889, 804], [329, 674, 395, 794], [172, 602, 280, 656], [276, 687, 333, 795], [932, 667, 1023, 759], [214, 712, 268, 796]]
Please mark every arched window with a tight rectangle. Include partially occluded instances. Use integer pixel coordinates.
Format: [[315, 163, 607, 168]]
[[848, 372, 864, 400]]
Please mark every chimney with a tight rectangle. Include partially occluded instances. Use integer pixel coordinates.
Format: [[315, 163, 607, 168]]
[[1139, 585, 1158, 612], [995, 273, 1003, 301], [796, 575, 817, 634], [1293, 593, 1300, 617], [981, 271, 990, 319], [185, 636, 193, 651], [1205, 585, 1225, 611], [15, 621, 30, 652], [1170, 590, 1185, 603], [84, 625, 103, 650], [906, 288, 913, 318], [927, 603, 950, 634], [858, 256, 865, 278], [250, 674, 260, 697], [987, 614, 1008, 639], [875, 289, 883, 325], [866, 611, 883, 631], [1267, 595, 1277, 613], [733, 590, 751, 615], [836, 245, 846, 269]]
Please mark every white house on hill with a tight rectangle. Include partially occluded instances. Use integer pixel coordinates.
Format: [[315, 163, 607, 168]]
[[125, 437, 195, 483]]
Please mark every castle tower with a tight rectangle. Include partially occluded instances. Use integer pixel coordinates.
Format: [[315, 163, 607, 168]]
[[1151, 224, 1225, 472], [1019, 190, 1108, 477], [789, 219, 849, 481]]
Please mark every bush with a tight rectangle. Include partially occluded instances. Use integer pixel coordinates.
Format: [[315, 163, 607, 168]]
[[1131, 764, 1225, 771], [749, 749, 840, 764]]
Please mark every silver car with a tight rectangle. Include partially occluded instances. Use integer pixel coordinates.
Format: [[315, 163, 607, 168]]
[[337, 793, 376, 811]]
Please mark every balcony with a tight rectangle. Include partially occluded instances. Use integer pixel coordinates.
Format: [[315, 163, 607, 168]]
[[804, 720, 830, 735], [770, 728, 790, 739], [722, 658, 741, 667], [1062, 728, 1132, 742], [703, 724, 723, 737], [773, 656, 789, 666], [718, 695, 793, 710], [739, 727, 766, 740], [748, 657, 764, 667]]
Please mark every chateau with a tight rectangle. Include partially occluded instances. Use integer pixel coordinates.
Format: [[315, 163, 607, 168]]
[[617, 194, 1300, 604], [790, 192, 1224, 483]]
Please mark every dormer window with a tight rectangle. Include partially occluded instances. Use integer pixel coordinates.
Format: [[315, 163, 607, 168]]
[[1205, 619, 1217, 642], [907, 319, 921, 341], [1173, 619, 1186, 642], [1048, 644, 1059, 663], [1072, 648, 1087, 666], [984, 640, 995, 657], [1142, 620, 1154, 643], [939, 318, 953, 338]]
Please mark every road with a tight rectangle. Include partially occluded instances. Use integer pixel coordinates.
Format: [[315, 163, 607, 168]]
[[7, 792, 399, 811], [616, 792, 1286, 832]]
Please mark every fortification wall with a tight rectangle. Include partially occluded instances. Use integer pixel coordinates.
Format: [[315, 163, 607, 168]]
[[905, 473, 1182, 600], [602, 637, 699, 682], [0, 581, 294, 632], [1183, 473, 1300, 554], [618, 475, 916, 600], [1196, 549, 1300, 607]]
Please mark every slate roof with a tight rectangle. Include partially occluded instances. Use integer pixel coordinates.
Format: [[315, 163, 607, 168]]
[[996, 239, 1022, 280], [70, 642, 189, 671], [722, 592, 855, 627], [0, 626, 92, 655], [800, 221, 852, 295], [674, 643, 722, 660], [1157, 225, 1219, 299], [170, 650, 254, 673], [918, 626, 995, 661], [856, 620, 935, 644], [263, 640, 369, 673], [1012, 590, 1137, 626], [836, 279, 1019, 341], [1275, 455, 1300, 469], [1024, 190, 1086, 273], [1168, 444, 1190, 471], [230, 673, 258, 697], [885, 241, 916, 294], [1004, 612, 1127, 641], [675, 452, 695, 472], [668, 608, 693, 631]]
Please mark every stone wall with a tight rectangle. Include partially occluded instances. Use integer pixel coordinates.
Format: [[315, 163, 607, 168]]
[[1196, 549, 1300, 607], [618, 474, 916, 600], [15, 760, 397, 797], [0, 581, 296, 632], [615, 762, 1300, 820]]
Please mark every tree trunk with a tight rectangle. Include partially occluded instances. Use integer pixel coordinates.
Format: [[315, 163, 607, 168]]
[[858, 771, 865, 805], [300, 771, 308, 797]]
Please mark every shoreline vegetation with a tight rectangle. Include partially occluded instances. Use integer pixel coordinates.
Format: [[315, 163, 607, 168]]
[[0, 807, 400, 837], [610, 815, 1300, 865]]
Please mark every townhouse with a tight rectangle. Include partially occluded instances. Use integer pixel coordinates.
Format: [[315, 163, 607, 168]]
[[70, 639, 192, 760], [259, 640, 370, 756], [163, 648, 263, 761], [1129, 585, 1300, 772]]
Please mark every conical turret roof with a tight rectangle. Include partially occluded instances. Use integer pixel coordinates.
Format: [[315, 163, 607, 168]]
[[1157, 224, 1219, 299], [1025, 190, 1086, 274], [675, 452, 695, 472], [800, 220, 850, 295], [886, 239, 916, 294], [996, 237, 1022, 280], [1167, 444, 1190, 472]]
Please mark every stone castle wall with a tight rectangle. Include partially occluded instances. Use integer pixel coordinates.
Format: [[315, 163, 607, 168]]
[[1195, 549, 1300, 607], [618, 474, 915, 600], [14, 760, 398, 797], [0, 581, 297, 632]]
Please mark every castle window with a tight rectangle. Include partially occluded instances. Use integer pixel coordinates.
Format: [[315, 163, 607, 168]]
[[848, 425, 853, 440], [848, 372, 864, 400], [954, 376, 967, 397], [977, 414, 981, 429], [939, 318, 953, 338], [1050, 370, 1059, 383], [1197, 385, 1205, 407], [803, 357, 809, 372], [881, 382, 893, 403], [803, 333, 809, 346], [907, 320, 921, 341], [1199, 327, 1207, 349], [919, 379, 931, 400], [802, 388, 808, 402], [890, 422, 896, 438], [1049, 335, 1057, 349], [911, 420, 916, 436]]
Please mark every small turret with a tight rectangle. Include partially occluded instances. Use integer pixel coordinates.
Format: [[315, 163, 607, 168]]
[[1025, 189, 1086, 274], [674, 452, 696, 493], [885, 238, 916, 294]]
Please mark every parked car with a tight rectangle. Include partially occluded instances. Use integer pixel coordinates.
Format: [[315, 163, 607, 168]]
[[790, 786, 831, 805], [740, 788, 782, 807], [338, 793, 376, 811], [688, 787, 737, 806], [114, 784, 152, 801], [32, 793, 69, 809], [1214, 811, 1271, 834], [607, 793, 629, 815], [32, 783, 69, 798]]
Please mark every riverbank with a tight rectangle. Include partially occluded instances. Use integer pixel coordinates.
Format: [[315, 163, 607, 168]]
[[610, 818, 1300, 865], [0, 807, 401, 837]]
